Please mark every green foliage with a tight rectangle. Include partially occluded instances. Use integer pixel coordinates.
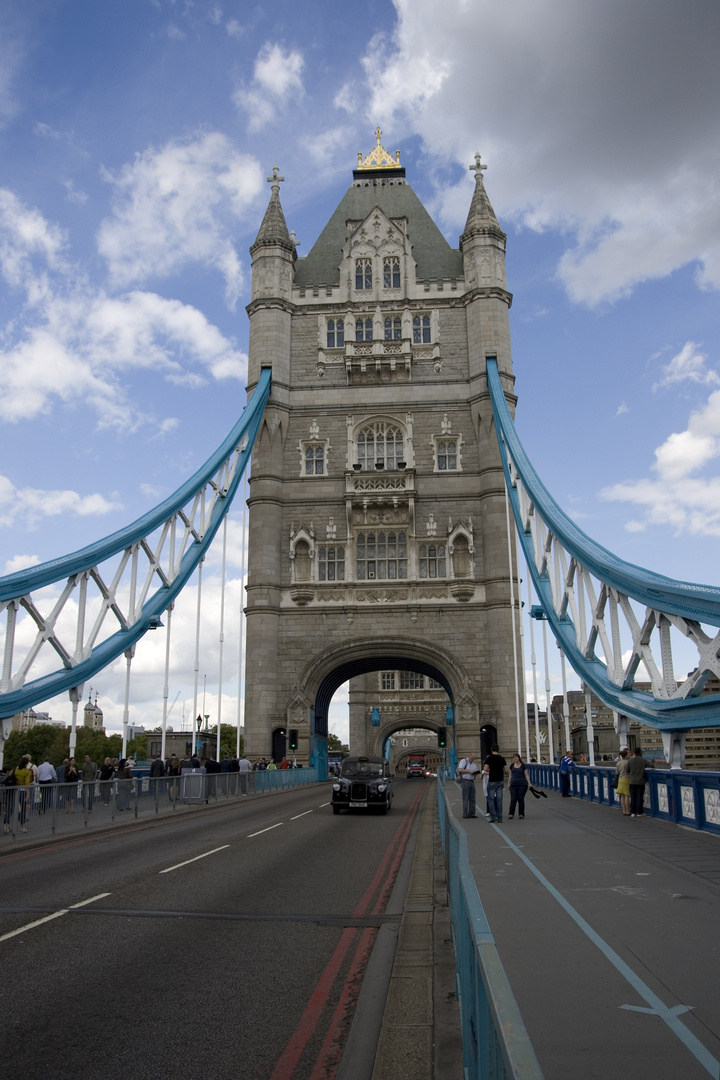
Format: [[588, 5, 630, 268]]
[[126, 733, 149, 760], [207, 723, 243, 759], [4, 725, 123, 767], [3, 725, 61, 766], [328, 732, 349, 754]]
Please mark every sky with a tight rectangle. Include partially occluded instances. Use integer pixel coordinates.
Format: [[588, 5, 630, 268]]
[[1, 0, 719, 742]]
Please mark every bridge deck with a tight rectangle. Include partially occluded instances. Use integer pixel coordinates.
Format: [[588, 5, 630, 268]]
[[444, 780, 720, 1079]]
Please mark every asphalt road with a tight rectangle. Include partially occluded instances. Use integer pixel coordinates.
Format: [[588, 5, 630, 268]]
[[0, 779, 428, 1080]]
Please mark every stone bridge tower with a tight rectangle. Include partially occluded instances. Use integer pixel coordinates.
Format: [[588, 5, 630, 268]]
[[244, 137, 518, 772]]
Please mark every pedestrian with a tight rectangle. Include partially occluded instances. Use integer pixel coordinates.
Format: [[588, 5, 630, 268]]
[[267, 759, 277, 771], [559, 750, 574, 797], [116, 759, 132, 811], [2, 764, 18, 834], [14, 756, 33, 831], [99, 757, 115, 805], [81, 755, 97, 812], [279, 757, 290, 770], [238, 753, 251, 795], [483, 745, 508, 823], [25, 756, 39, 784], [627, 748, 650, 817], [615, 749, 631, 816], [457, 752, 480, 818], [508, 753, 529, 820], [37, 755, 57, 813], [64, 757, 79, 812], [167, 755, 181, 801], [191, 751, 201, 769]]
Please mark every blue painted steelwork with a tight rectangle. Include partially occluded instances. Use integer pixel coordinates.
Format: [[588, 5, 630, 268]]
[[0, 369, 272, 719], [438, 770, 544, 1080], [486, 358, 720, 731], [527, 763, 720, 836]]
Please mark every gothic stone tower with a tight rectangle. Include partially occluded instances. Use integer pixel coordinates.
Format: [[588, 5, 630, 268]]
[[244, 137, 517, 770]]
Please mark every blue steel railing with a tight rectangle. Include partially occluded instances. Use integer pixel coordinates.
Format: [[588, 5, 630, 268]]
[[438, 771, 544, 1080], [527, 763, 720, 834]]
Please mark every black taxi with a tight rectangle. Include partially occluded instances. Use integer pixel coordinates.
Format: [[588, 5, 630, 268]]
[[331, 756, 393, 815]]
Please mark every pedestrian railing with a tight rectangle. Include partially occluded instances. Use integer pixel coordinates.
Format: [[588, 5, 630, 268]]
[[438, 771, 544, 1080], [0, 768, 319, 842], [527, 763, 720, 835]]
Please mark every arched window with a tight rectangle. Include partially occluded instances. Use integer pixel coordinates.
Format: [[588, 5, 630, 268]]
[[355, 258, 372, 290], [355, 317, 373, 342], [437, 440, 457, 470], [452, 535, 470, 578], [412, 315, 431, 343], [294, 540, 311, 582], [326, 319, 344, 348], [383, 257, 400, 289], [384, 317, 402, 341], [305, 446, 324, 475], [419, 543, 446, 578], [357, 421, 404, 470]]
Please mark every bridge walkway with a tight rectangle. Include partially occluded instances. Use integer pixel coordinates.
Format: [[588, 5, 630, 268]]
[[443, 779, 720, 1079]]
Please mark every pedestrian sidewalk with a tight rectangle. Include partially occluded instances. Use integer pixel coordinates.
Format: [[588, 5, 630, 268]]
[[444, 780, 720, 1080]]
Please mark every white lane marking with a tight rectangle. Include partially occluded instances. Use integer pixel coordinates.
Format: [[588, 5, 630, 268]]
[[0, 891, 111, 943], [159, 845, 230, 874], [290, 810, 314, 820], [247, 822, 284, 838], [318, 802, 330, 807]]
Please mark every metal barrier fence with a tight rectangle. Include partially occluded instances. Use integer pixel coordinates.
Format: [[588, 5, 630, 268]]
[[0, 768, 320, 842], [527, 763, 720, 834], [438, 772, 544, 1080]]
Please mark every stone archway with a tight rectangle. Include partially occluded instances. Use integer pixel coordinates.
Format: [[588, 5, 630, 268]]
[[286, 635, 480, 777]]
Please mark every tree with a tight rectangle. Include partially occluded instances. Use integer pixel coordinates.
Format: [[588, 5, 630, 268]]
[[3, 725, 65, 766], [328, 732, 349, 754], [208, 724, 243, 759]]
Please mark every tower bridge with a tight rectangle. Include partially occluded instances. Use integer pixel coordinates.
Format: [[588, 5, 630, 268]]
[[2, 137, 720, 777]]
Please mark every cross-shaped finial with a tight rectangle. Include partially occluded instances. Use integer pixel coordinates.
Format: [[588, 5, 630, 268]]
[[469, 152, 487, 181], [375, 125, 382, 146], [267, 165, 285, 195]]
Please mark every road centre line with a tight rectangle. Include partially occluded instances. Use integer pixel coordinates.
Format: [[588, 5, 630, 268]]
[[290, 811, 314, 820], [318, 802, 330, 807], [159, 845, 230, 874], [248, 822, 284, 838], [497, 828, 720, 1079], [0, 892, 111, 943]]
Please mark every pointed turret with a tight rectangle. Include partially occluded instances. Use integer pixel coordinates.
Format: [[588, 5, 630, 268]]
[[251, 166, 295, 253], [461, 153, 505, 245]]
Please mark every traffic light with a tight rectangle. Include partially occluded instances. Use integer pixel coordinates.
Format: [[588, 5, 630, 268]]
[[289, 729, 298, 751], [437, 727, 447, 748]]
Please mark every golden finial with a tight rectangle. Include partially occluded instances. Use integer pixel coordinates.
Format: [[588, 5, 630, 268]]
[[356, 127, 402, 171]]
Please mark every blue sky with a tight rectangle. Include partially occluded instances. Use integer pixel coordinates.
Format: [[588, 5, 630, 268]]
[[1, 0, 719, 739]]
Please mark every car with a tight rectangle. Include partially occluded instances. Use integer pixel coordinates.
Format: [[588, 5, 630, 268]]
[[331, 756, 393, 815]]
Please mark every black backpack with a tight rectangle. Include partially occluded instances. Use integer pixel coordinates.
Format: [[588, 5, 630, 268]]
[[3, 771, 18, 787]]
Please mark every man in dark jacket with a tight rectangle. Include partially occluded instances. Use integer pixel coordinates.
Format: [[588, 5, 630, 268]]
[[627, 748, 650, 817]]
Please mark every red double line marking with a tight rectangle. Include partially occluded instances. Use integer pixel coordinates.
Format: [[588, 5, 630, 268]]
[[270, 785, 427, 1080]]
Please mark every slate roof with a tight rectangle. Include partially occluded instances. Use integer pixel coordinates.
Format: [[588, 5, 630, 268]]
[[293, 180, 463, 287]]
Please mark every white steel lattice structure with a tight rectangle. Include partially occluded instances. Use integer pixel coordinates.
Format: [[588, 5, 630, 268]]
[[487, 359, 720, 765], [0, 369, 271, 735]]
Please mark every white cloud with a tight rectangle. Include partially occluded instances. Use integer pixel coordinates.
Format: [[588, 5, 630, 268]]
[[359, 0, 720, 307], [602, 384, 720, 535], [0, 473, 122, 529], [226, 18, 244, 39], [97, 132, 264, 308], [0, 188, 248, 428], [233, 43, 304, 131], [653, 341, 719, 390], [5, 553, 39, 574], [616, 402, 629, 416]]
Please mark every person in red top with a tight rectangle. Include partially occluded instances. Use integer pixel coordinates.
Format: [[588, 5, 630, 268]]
[[279, 758, 290, 770]]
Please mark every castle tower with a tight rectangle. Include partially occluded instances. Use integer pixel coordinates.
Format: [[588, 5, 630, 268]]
[[244, 135, 518, 771]]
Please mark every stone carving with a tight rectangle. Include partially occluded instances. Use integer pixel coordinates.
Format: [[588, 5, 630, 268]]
[[352, 507, 409, 525], [418, 588, 447, 599], [326, 517, 336, 540], [426, 514, 437, 536], [356, 590, 409, 603]]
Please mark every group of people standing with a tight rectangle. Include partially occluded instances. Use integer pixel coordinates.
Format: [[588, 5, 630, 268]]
[[614, 748, 650, 816], [1, 754, 135, 831], [457, 746, 531, 823]]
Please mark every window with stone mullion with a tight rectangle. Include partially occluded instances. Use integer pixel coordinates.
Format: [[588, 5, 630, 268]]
[[355, 259, 372, 290], [356, 531, 407, 580], [318, 545, 344, 581], [383, 257, 400, 289], [419, 543, 446, 578]]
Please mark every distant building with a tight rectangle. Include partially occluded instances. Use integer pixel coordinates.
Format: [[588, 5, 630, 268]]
[[83, 693, 105, 731], [11, 708, 63, 732]]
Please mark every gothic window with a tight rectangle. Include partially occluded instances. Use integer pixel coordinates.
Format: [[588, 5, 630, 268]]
[[400, 671, 424, 690], [326, 319, 344, 348], [381, 672, 396, 690], [419, 543, 447, 578], [437, 440, 457, 470], [355, 258, 372, 290], [356, 531, 407, 580], [383, 257, 400, 289], [357, 422, 404, 470], [413, 315, 431, 344], [294, 540, 311, 583], [452, 535, 471, 578], [318, 545, 345, 581], [304, 445, 324, 475], [428, 678, 443, 689], [384, 317, 402, 341], [355, 318, 373, 342]]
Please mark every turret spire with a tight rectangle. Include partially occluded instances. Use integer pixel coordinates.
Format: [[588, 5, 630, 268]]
[[461, 151, 504, 243], [251, 164, 294, 252]]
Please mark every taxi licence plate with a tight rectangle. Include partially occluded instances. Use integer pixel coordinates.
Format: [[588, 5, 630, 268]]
[[349, 801, 367, 808]]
